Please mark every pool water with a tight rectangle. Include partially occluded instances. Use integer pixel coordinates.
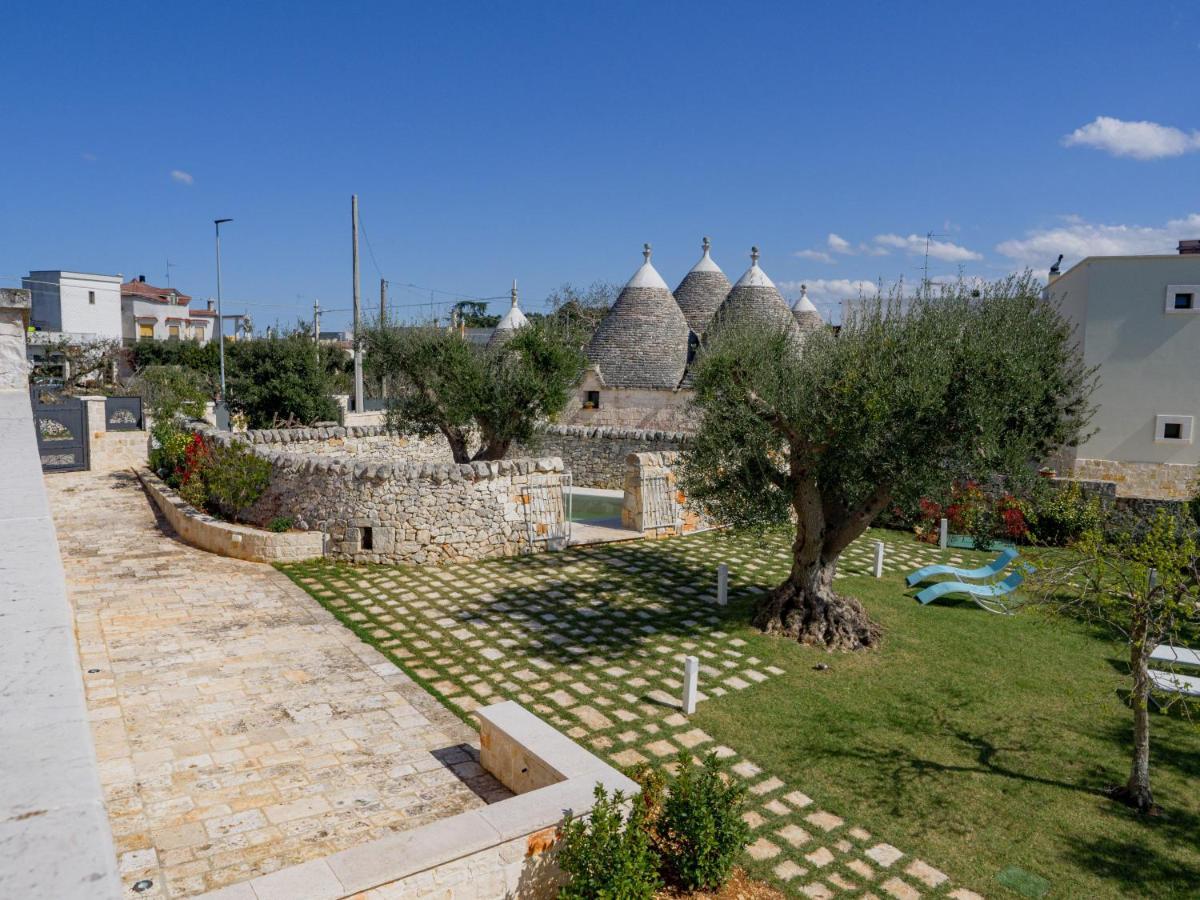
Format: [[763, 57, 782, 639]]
[[566, 490, 624, 525]]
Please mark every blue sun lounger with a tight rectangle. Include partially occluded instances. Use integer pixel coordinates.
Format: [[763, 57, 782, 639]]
[[905, 547, 1021, 587], [914, 570, 1026, 614]]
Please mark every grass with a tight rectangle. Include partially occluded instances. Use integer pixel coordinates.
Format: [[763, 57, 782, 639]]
[[695, 529, 1200, 899], [279, 527, 1200, 899]]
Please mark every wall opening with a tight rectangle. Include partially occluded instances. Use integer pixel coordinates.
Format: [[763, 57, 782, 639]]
[[361, 526, 374, 550]]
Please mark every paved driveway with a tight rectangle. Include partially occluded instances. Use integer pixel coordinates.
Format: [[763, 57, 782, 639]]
[[47, 470, 501, 898]]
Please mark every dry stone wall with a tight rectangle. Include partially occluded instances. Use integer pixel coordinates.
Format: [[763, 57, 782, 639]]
[[622, 450, 711, 538], [192, 424, 564, 565], [516, 424, 689, 489]]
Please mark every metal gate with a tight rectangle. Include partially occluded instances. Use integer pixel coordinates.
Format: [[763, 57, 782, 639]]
[[31, 389, 89, 472], [523, 475, 570, 551], [641, 473, 683, 530]]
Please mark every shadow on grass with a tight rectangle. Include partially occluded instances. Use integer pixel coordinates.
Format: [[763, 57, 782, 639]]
[[1060, 814, 1200, 896]]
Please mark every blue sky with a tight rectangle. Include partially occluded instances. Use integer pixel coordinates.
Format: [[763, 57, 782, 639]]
[[3, 0, 1198, 328]]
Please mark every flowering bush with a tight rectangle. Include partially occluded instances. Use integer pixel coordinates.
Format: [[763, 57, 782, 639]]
[[914, 481, 1029, 548], [171, 435, 272, 523]]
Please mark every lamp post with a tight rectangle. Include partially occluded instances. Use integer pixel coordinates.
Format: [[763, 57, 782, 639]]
[[214, 218, 233, 403]]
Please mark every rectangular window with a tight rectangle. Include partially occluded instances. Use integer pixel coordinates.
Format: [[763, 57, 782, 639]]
[[138, 323, 153, 339], [168, 325, 180, 340], [88, 290, 95, 305], [1155, 415, 1194, 444], [1165, 285, 1200, 314], [584, 390, 600, 409]]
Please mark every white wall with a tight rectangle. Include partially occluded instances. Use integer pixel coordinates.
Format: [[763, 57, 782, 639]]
[[23, 271, 122, 340], [122, 297, 211, 344], [1048, 255, 1200, 466]]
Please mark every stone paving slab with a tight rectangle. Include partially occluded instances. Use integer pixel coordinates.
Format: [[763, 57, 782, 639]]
[[46, 470, 507, 898], [282, 526, 982, 898]]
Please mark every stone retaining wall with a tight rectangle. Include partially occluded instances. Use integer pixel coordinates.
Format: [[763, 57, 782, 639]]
[[193, 424, 566, 566], [1061, 477, 1192, 537], [517, 424, 689, 489], [138, 469, 325, 563], [1069, 457, 1197, 501]]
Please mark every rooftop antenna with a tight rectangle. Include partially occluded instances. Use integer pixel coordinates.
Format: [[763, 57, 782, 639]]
[[165, 257, 176, 288], [922, 231, 947, 299]]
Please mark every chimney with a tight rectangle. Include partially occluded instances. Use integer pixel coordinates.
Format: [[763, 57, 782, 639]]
[[1179, 240, 1200, 256], [138, 274, 146, 282], [207, 299, 215, 312]]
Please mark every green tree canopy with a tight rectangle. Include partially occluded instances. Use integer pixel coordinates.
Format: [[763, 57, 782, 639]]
[[362, 320, 586, 462], [680, 274, 1094, 650], [225, 333, 341, 427]]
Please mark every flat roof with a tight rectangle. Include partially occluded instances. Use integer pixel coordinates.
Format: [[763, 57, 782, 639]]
[[25, 270, 123, 282]]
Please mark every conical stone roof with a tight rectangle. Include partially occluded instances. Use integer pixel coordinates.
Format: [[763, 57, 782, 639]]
[[673, 237, 731, 339], [709, 247, 801, 339], [488, 280, 528, 347], [585, 244, 689, 389], [790, 284, 824, 332]]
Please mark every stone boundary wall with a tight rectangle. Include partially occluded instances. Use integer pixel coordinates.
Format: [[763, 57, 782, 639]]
[[137, 469, 325, 563], [517, 424, 690, 490], [242, 424, 452, 466], [190, 424, 567, 565], [1070, 457, 1197, 501], [196, 702, 637, 900], [622, 450, 711, 538], [1059, 477, 1191, 537], [0, 293, 122, 899]]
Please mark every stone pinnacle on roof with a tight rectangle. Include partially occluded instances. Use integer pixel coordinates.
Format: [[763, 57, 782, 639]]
[[674, 235, 731, 339], [791, 283, 824, 332], [585, 243, 690, 389], [487, 278, 529, 346], [709, 246, 802, 339]]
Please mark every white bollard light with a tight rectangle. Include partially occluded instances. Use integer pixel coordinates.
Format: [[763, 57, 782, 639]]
[[682, 655, 699, 715], [717, 564, 728, 606], [939, 517, 948, 551], [873, 540, 885, 578]]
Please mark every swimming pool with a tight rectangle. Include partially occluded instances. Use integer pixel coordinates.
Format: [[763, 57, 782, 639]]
[[565, 487, 624, 527]]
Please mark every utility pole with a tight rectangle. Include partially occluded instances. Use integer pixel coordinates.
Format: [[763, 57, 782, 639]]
[[312, 298, 321, 341], [351, 195, 364, 413], [380, 278, 387, 324]]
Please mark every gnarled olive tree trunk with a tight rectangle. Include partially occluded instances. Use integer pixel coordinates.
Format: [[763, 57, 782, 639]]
[[753, 477, 885, 651]]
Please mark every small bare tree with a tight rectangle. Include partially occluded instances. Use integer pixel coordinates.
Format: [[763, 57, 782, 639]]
[[1035, 508, 1199, 813], [32, 336, 123, 391]]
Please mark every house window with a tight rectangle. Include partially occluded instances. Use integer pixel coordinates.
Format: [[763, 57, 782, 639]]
[[1165, 285, 1200, 314], [138, 323, 154, 339], [168, 325, 180, 340], [584, 390, 600, 410], [1155, 415, 1194, 444], [88, 290, 96, 305]]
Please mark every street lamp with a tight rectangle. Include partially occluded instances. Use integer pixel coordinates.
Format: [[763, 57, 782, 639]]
[[213, 218, 233, 409]]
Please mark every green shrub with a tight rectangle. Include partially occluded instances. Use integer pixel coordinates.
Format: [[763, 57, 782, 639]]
[[268, 516, 294, 533], [150, 422, 191, 485], [655, 752, 750, 890], [201, 441, 273, 522], [1028, 480, 1102, 546], [557, 783, 660, 900]]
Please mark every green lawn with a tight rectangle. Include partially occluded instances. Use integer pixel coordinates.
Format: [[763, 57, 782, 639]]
[[279, 527, 1199, 899], [696, 529, 1200, 899]]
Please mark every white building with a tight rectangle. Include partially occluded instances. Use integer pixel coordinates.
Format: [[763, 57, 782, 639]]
[[23, 270, 124, 342], [121, 276, 214, 344], [1048, 239, 1200, 499]]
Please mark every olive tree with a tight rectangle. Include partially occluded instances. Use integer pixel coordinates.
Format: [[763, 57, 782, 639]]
[[1035, 509, 1199, 814], [361, 320, 585, 463], [680, 275, 1093, 650]]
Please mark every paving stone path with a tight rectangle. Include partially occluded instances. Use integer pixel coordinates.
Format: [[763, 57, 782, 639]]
[[284, 529, 986, 899], [46, 470, 508, 899]]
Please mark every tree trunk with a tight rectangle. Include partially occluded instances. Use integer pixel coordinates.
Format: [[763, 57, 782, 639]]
[[442, 426, 472, 464], [754, 556, 882, 651], [1110, 628, 1158, 814], [472, 439, 511, 462]]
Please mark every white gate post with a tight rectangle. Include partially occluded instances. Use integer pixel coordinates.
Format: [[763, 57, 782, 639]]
[[939, 517, 948, 551], [873, 540, 885, 578]]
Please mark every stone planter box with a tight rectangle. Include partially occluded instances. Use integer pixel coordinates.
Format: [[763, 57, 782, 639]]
[[137, 468, 324, 564]]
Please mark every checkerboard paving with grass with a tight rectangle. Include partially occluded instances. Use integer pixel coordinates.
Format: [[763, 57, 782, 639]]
[[280, 528, 984, 899]]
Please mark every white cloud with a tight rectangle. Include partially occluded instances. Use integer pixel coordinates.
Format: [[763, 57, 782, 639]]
[[1063, 116, 1200, 160], [826, 233, 852, 254], [872, 233, 982, 262], [778, 278, 879, 306], [170, 169, 194, 185], [794, 249, 835, 263], [996, 213, 1200, 268]]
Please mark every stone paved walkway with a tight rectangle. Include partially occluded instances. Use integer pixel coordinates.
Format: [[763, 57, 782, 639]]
[[283, 532, 986, 899], [47, 470, 505, 899]]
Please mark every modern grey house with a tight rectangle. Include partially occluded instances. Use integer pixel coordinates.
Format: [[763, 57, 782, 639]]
[[1048, 240, 1200, 499]]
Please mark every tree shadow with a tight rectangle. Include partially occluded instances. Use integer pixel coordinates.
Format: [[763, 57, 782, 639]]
[[429, 743, 513, 803]]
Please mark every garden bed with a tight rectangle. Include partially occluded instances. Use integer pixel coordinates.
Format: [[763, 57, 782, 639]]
[[137, 467, 324, 563]]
